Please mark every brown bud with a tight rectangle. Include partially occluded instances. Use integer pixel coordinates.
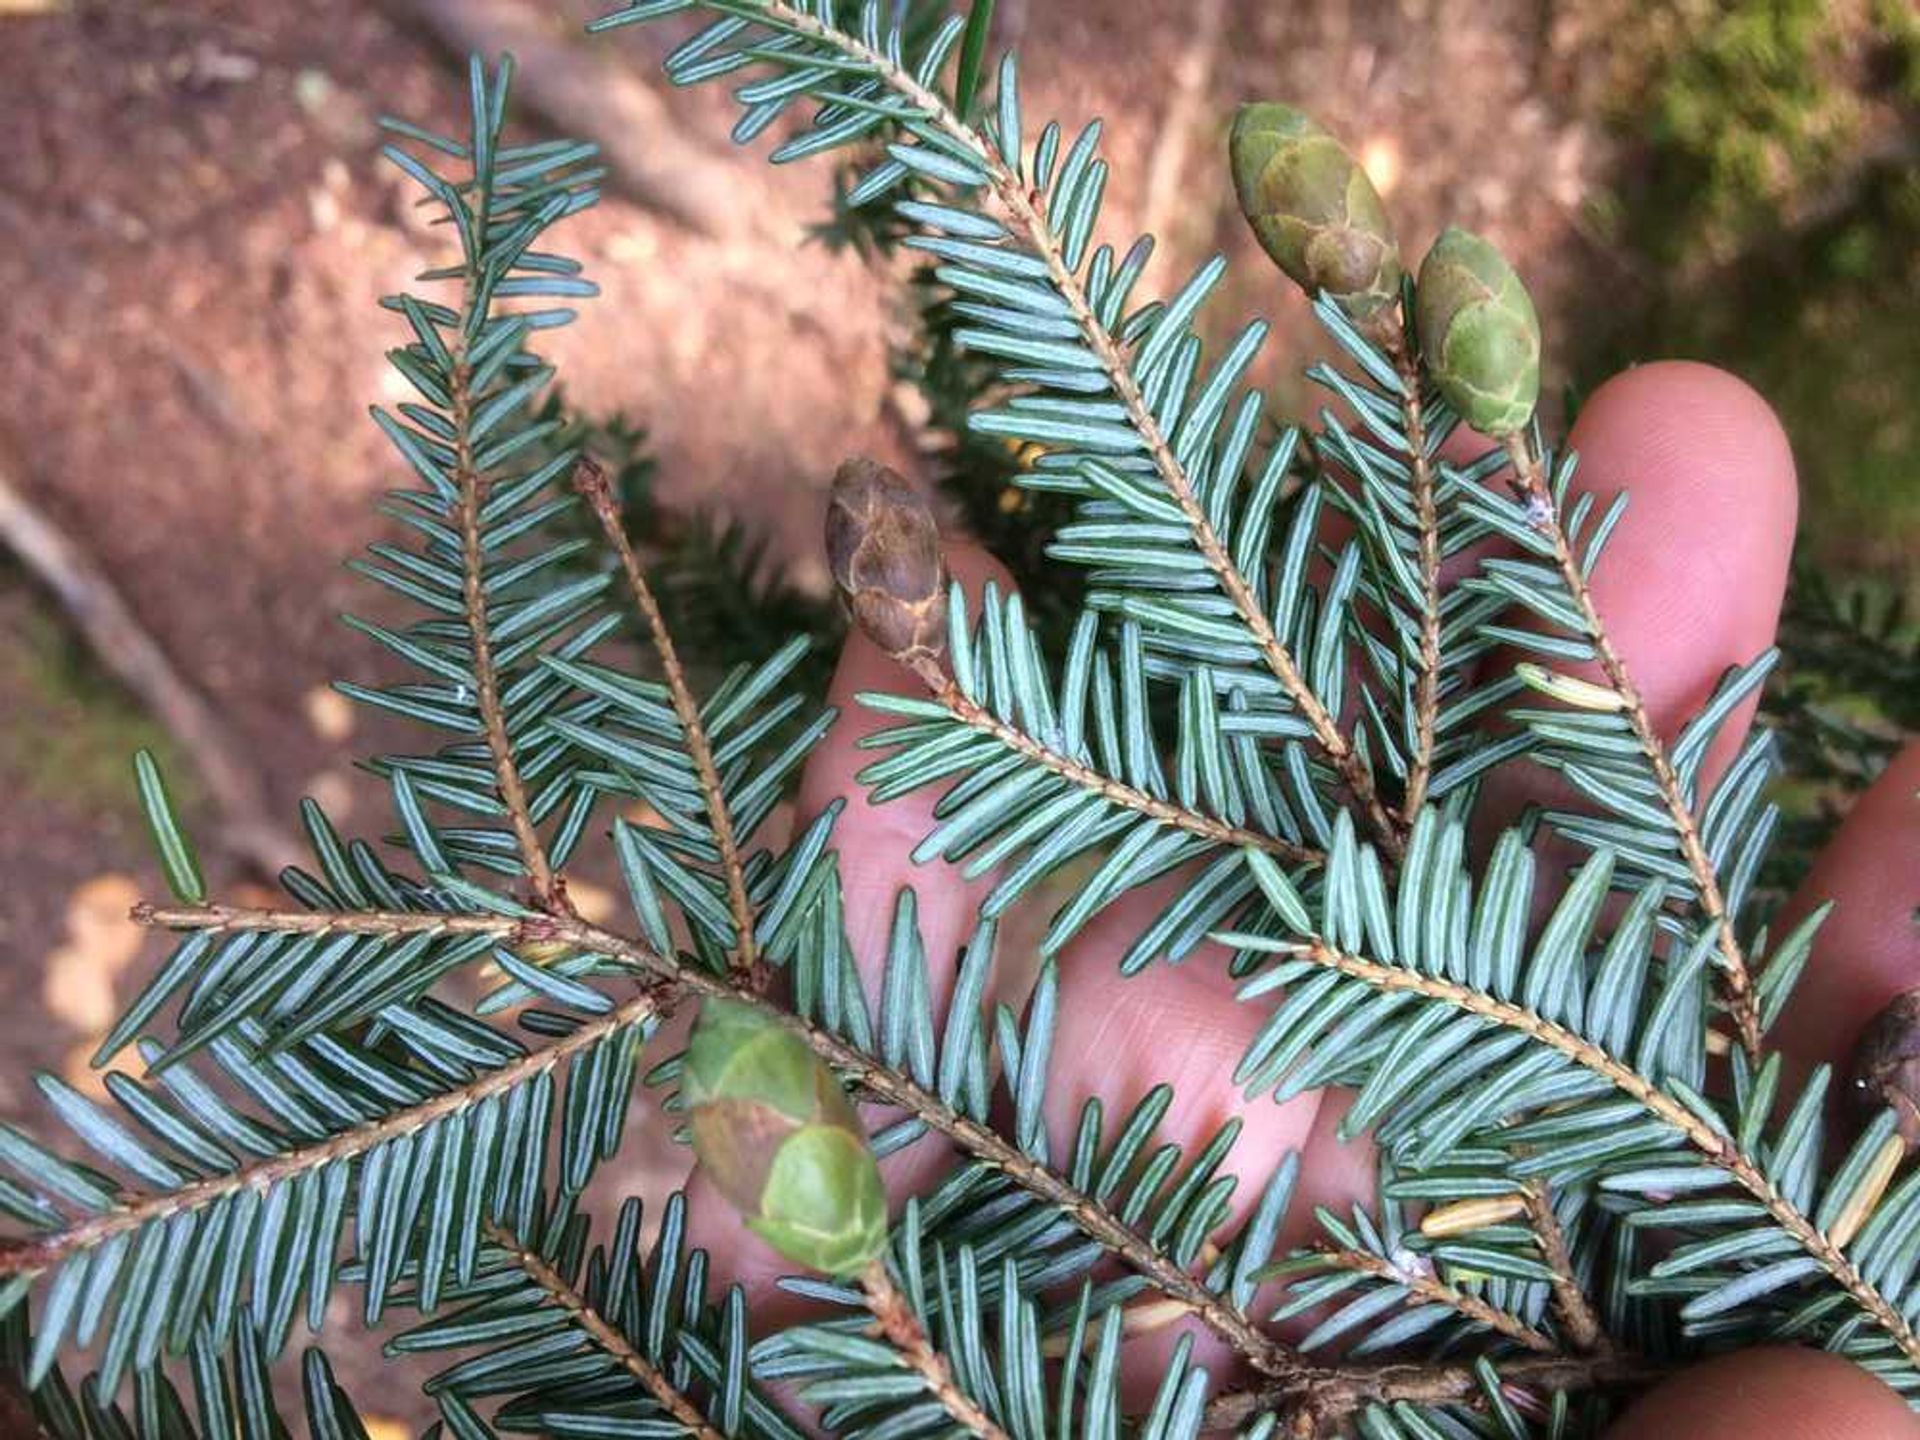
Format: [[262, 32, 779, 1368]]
[[825, 458, 947, 667], [1851, 990, 1920, 1151]]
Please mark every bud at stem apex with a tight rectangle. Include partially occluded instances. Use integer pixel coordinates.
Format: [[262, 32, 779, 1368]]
[[1414, 227, 1542, 436], [1229, 103, 1402, 319], [826, 458, 947, 668], [1852, 989, 1920, 1155]]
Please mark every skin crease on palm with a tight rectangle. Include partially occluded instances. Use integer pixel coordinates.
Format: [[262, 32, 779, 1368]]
[[673, 361, 1920, 1438]]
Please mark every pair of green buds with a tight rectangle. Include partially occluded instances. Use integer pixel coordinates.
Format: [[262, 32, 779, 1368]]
[[1229, 103, 1542, 437], [684, 998, 889, 1276]]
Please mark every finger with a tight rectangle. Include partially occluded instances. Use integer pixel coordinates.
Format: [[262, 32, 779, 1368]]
[[1768, 741, 1920, 1068], [1476, 360, 1799, 835], [1605, 1346, 1920, 1439], [681, 541, 1016, 1315], [794, 540, 1016, 1013], [1038, 875, 1377, 1402]]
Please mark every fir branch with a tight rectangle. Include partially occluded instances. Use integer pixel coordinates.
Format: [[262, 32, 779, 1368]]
[[1505, 435, 1762, 1057], [484, 1219, 727, 1440], [131, 901, 520, 939], [1304, 1245, 1558, 1354], [903, 651, 1321, 865], [451, 316, 563, 912], [1520, 1181, 1606, 1353], [1390, 337, 1443, 822], [1282, 932, 1920, 1371], [859, 1261, 1010, 1440], [0, 983, 667, 1279], [574, 456, 763, 983], [130, 897, 1302, 1382], [738, 0, 1399, 856]]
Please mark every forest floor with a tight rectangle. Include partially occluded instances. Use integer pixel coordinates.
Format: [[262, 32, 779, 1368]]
[[0, 0, 1843, 1422]]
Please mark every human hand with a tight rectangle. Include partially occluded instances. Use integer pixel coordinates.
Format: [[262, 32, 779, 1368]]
[[685, 360, 1920, 1437]]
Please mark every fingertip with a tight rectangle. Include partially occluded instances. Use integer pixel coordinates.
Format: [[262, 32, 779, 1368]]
[[1574, 361, 1797, 532], [1605, 1346, 1920, 1439], [1566, 361, 1798, 739], [1771, 742, 1920, 1066]]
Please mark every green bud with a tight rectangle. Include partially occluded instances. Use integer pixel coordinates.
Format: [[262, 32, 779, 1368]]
[[1414, 227, 1542, 435], [1228, 103, 1401, 318], [683, 998, 888, 1275]]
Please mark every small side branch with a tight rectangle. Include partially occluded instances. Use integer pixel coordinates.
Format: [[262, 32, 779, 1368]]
[[1504, 436, 1760, 1057], [1202, 1348, 1665, 1435], [1287, 935, 1920, 1374], [131, 900, 1306, 1383], [755, 0, 1402, 861], [861, 1262, 1010, 1440], [1521, 1182, 1606, 1353], [0, 984, 666, 1278], [1311, 1247, 1556, 1353], [904, 654, 1322, 866], [575, 457, 762, 984], [1390, 341, 1442, 822], [488, 1221, 727, 1440], [451, 347, 562, 911]]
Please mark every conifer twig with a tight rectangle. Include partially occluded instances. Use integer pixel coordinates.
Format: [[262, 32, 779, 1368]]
[[1309, 1246, 1556, 1352], [1504, 435, 1761, 1058], [450, 335, 563, 911], [485, 1220, 728, 1440], [1521, 1181, 1606, 1352], [1203, 1347, 1665, 1435], [755, 0, 1401, 858], [575, 455, 762, 984], [860, 1262, 1011, 1440], [903, 654, 1323, 865], [0, 984, 667, 1277], [130, 899, 1305, 1382], [1283, 934, 1920, 1372], [1389, 338, 1442, 822]]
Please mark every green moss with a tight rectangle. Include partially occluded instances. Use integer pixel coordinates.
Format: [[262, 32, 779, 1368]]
[[0, 577, 196, 818], [1591, 1, 1920, 591]]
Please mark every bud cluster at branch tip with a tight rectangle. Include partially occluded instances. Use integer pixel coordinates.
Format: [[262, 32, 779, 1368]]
[[1228, 102, 1402, 319], [826, 457, 948, 668], [683, 996, 888, 1275], [1414, 227, 1542, 436]]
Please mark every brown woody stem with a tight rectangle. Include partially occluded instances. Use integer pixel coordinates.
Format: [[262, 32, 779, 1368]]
[[125, 899, 1304, 1382], [1503, 434, 1761, 1059], [902, 655, 1322, 867], [449, 330, 562, 911], [1522, 1181, 1607, 1353], [574, 456, 763, 985], [1311, 1247, 1556, 1353], [1288, 935, 1920, 1373], [488, 1221, 727, 1439], [861, 1262, 1011, 1440], [0, 981, 666, 1278], [1392, 335, 1443, 823], [1203, 1348, 1665, 1435]]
